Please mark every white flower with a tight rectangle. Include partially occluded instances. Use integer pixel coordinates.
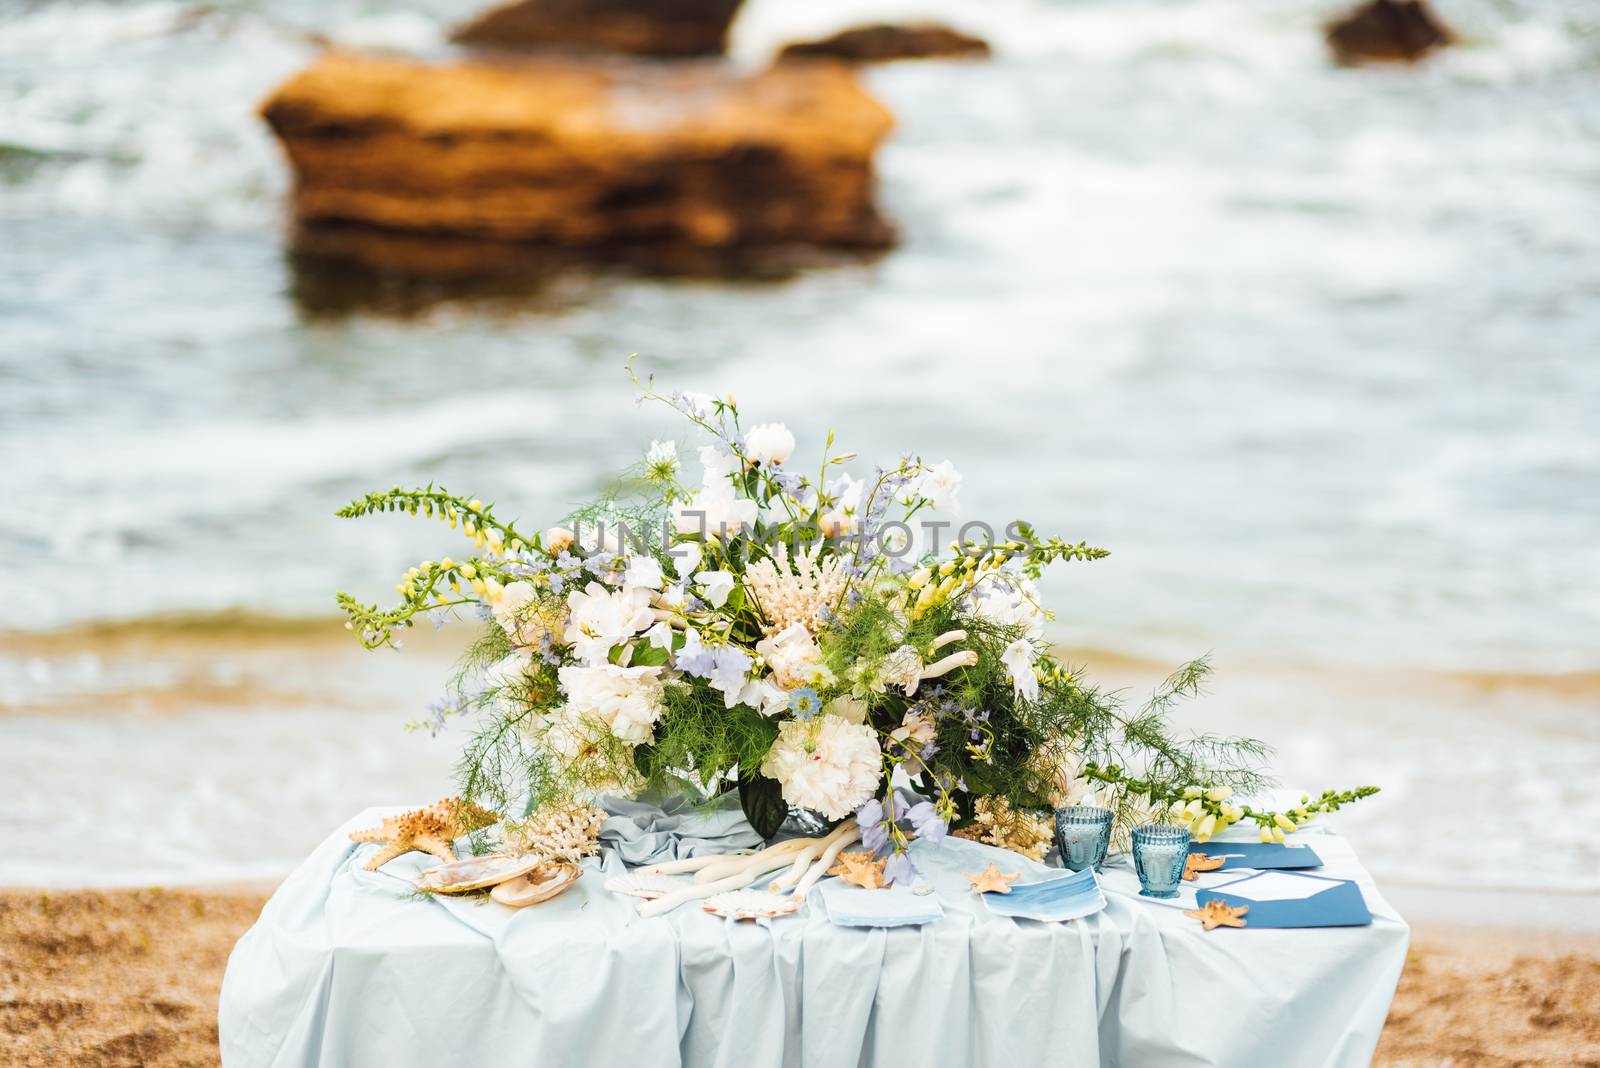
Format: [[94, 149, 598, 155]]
[[643, 621, 674, 650], [917, 460, 963, 514], [646, 439, 678, 472], [968, 573, 1046, 639], [544, 527, 576, 554], [492, 581, 564, 648], [824, 694, 869, 724], [881, 644, 924, 696], [745, 423, 796, 466], [624, 555, 664, 591], [759, 714, 883, 820], [565, 581, 656, 665], [696, 569, 736, 609], [889, 711, 937, 753], [1001, 638, 1040, 703], [668, 541, 703, 579], [557, 664, 665, 745], [754, 622, 825, 689], [698, 444, 741, 482], [673, 483, 757, 536], [737, 676, 790, 717]]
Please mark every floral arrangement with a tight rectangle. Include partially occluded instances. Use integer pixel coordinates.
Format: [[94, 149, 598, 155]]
[[336, 368, 1376, 884]]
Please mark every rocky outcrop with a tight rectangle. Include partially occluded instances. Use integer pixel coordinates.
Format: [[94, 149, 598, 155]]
[[260, 53, 895, 258], [1325, 0, 1454, 64], [451, 0, 744, 57], [777, 23, 991, 64]]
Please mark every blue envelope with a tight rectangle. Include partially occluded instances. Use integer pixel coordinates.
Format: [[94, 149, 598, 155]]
[[1196, 871, 1371, 928], [1189, 840, 1323, 870]]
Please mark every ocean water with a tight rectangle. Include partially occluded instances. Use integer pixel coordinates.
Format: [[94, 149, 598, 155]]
[[1, 0, 1597, 910]]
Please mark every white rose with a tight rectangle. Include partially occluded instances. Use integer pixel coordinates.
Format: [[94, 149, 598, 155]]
[[744, 423, 796, 466]]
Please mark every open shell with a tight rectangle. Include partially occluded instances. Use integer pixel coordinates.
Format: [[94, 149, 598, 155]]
[[414, 853, 545, 894], [492, 862, 581, 908], [702, 890, 802, 921], [604, 871, 691, 900]]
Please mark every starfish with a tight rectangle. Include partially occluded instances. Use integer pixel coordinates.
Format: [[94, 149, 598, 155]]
[[828, 850, 887, 889], [349, 797, 502, 871], [1183, 852, 1227, 881], [964, 863, 1020, 895], [1184, 900, 1249, 930]]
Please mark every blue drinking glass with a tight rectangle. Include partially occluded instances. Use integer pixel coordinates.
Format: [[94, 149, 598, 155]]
[[1055, 805, 1114, 872], [1132, 824, 1191, 899]]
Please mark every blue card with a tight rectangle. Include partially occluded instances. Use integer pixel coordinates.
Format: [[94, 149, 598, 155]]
[[980, 866, 1106, 923], [1196, 871, 1371, 928], [1189, 840, 1323, 870]]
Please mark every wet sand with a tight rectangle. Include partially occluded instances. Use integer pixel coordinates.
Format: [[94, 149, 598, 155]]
[[2, 887, 1597, 1066]]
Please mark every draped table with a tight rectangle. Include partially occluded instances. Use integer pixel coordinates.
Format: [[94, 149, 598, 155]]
[[219, 804, 1408, 1068]]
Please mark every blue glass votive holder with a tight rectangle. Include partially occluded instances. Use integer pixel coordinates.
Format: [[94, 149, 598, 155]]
[[1055, 806, 1114, 872], [1132, 824, 1191, 899]]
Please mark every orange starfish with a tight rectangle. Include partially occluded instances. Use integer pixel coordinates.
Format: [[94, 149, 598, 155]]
[[1184, 900, 1249, 930], [348, 797, 501, 871], [828, 850, 887, 889], [963, 863, 1020, 894], [1183, 852, 1227, 881]]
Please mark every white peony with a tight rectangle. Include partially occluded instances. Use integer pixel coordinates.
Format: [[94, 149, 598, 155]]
[[1001, 638, 1040, 703], [760, 714, 883, 820], [754, 622, 826, 689], [557, 664, 666, 746], [824, 694, 869, 724], [492, 581, 564, 649], [696, 569, 736, 609], [698, 444, 741, 482], [745, 423, 796, 466], [565, 581, 656, 665]]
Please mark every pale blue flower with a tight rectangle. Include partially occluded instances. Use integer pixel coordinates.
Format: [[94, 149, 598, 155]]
[[789, 687, 821, 719], [884, 853, 918, 886]]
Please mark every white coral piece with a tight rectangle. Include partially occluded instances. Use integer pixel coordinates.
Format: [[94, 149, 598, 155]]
[[501, 800, 606, 864], [743, 542, 848, 637]]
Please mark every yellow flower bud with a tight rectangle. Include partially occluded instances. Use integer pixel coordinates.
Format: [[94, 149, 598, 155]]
[[470, 578, 486, 595], [1196, 813, 1217, 840], [1272, 826, 1286, 843], [483, 577, 503, 600], [908, 568, 931, 590], [440, 557, 454, 568], [1183, 786, 1202, 800], [468, 499, 483, 512], [1274, 814, 1297, 833], [1259, 827, 1273, 843], [1206, 786, 1232, 802], [459, 563, 476, 579]]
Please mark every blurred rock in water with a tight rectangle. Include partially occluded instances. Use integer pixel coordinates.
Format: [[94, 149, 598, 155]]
[[260, 54, 895, 279], [777, 23, 991, 64], [451, 0, 744, 57], [1325, 0, 1454, 64]]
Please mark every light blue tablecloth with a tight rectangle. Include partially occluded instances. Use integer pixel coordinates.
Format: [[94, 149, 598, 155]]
[[218, 807, 1408, 1068]]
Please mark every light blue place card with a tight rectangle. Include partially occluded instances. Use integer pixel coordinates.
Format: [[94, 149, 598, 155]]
[[816, 880, 944, 927], [980, 866, 1106, 922], [1196, 871, 1372, 928]]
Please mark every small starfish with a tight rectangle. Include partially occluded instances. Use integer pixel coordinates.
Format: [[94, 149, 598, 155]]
[[348, 797, 501, 871], [828, 850, 887, 889], [1184, 900, 1249, 930], [964, 863, 1020, 895], [1183, 852, 1227, 881]]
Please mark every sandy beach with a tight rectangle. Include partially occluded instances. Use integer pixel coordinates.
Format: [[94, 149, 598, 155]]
[[1, 887, 1595, 1067]]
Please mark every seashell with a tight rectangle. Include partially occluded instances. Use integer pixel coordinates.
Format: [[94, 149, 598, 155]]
[[491, 862, 581, 908], [604, 871, 691, 900], [911, 878, 935, 897], [702, 890, 803, 921], [414, 853, 545, 894]]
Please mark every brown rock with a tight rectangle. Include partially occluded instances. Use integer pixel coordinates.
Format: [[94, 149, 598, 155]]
[[259, 53, 895, 257], [777, 22, 991, 64], [451, 0, 744, 57], [1326, 0, 1454, 64]]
